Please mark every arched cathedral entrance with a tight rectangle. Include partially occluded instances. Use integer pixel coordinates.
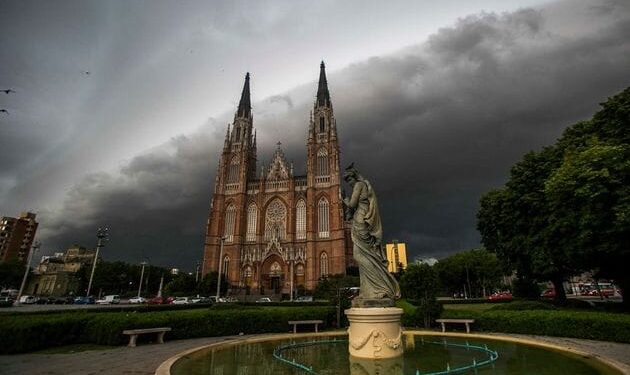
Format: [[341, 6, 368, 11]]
[[261, 255, 285, 295]]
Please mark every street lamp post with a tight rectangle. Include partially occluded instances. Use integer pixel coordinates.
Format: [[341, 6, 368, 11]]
[[15, 241, 40, 306], [216, 237, 226, 300], [86, 227, 108, 297], [137, 261, 147, 298]]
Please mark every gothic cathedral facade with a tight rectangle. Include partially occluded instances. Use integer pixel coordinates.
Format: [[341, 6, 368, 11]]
[[202, 62, 353, 295]]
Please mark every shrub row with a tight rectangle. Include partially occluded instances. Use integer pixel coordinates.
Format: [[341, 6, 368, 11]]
[[0, 305, 336, 354], [440, 308, 630, 343]]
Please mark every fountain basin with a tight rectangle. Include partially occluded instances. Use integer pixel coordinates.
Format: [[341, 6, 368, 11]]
[[156, 331, 626, 375]]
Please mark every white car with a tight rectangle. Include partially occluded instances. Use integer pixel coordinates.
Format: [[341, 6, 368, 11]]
[[256, 297, 272, 303], [96, 295, 120, 304], [128, 296, 147, 304], [19, 295, 37, 304], [172, 297, 191, 305]]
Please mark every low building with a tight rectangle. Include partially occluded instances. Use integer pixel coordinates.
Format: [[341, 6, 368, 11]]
[[385, 241, 408, 273], [26, 245, 96, 296]]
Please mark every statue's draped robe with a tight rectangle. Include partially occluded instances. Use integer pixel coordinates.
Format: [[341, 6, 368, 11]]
[[347, 179, 401, 300]]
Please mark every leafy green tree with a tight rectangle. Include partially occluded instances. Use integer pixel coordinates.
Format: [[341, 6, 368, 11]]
[[0, 260, 26, 290], [433, 249, 502, 298], [196, 271, 228, 296], [478, 87, 630, 306], [399, 263, 442, 327], [164, 273, 197, 296]]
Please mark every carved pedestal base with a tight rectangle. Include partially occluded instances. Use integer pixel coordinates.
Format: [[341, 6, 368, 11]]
[[345, 307, 404, 359]]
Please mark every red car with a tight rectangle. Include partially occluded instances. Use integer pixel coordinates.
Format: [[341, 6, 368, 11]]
[[488, 291, 513, 301], [148, 296, 174, 305], [541, 288, 556, 298]]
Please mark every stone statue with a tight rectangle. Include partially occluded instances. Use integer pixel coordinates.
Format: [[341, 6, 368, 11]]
[[343, 163, 401, 307]]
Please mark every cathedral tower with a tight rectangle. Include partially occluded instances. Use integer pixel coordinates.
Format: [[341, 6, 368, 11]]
[[203, 63, 351, 296]]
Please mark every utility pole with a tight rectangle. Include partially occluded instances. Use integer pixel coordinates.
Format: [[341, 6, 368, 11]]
[[86, 227, 108, 297], [195, 261, 200, 283], [137, 261, 147, 298], [15, 241, 39, 306], [215, 236, 226, 300]]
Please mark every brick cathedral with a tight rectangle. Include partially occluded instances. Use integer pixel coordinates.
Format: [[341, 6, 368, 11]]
[[202, 62, 353, 295]]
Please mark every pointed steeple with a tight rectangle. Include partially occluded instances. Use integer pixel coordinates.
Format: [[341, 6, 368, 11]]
[[237, 72, 251, 118], [316, 61, 331, 108]]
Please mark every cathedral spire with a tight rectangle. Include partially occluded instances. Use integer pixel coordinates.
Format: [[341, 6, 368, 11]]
[[237, 72, 251, 118], [316, 61, 331, 108]]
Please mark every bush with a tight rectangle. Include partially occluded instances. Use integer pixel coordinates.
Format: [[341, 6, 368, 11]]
[[0, 305, 336, 353], [441, 308, 630, 343], [397, 299, 443, 328]]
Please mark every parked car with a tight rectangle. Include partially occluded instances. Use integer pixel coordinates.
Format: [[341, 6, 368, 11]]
[[256, 297, 272, 303], [191, 296, 212, 304], [74, 296, 95, 304], [488, 291, 513, 301], [18, 295, 37, 304], [172, 297, 191, 305], [96, 295, 120, 305], [129, 296, 147, 304], [0, 297, 13, 307], [295, 296, 313, 302], [148, 296, 165, 305], [541, 288, 556, 298]]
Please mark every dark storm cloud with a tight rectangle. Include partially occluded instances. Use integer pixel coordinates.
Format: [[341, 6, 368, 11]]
[[39, 1, 630, 268]]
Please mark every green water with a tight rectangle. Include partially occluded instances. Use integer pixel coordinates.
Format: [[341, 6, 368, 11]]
[[171, 335, 622, 375]]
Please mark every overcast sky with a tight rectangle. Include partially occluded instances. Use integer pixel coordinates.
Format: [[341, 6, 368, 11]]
[[1, 0, 629, 270]]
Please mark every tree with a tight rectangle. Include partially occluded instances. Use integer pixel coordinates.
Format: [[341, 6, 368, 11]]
[[433, 249, 502, 298], [0, 260, 26, 290], [478, 87, 630, 306], [399, 264, 442, 328]]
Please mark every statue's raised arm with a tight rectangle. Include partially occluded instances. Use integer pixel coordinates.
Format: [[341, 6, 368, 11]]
[[343, 163, 400, 307]]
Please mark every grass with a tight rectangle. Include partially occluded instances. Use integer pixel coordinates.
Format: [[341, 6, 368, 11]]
[[442, 303, 495, 311]]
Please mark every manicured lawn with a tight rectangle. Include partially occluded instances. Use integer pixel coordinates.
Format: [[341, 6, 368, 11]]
[[442, 303, 495, 311]]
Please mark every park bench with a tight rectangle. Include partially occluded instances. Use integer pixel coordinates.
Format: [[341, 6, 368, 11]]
[[288, 320, 324, 333], [435, 319, 475, 333], [122, 327, 171, 347]]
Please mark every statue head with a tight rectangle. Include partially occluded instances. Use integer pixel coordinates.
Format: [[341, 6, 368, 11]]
[[343, 162, 360, 184]]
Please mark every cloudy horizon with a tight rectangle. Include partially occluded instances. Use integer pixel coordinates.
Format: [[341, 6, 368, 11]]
[[1, 0, 629, 271]]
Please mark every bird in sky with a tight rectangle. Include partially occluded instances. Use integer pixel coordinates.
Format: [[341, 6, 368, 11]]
[[0, 109, 9, 114], [84, 71, 91, 75], [2, 89, 15, 94]]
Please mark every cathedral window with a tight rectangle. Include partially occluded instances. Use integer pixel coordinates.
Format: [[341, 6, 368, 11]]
[[222, 256, 230, 276], [270, 261, 282, 275], [319, 116, 325, 133], [296, 200, 306, 240], [235, 126, 241, 141], [318, 197, 330, 238], [316, 148, 329, 176], [228, 157, 240, 183], [320, 252, 329, 277], [265, 199, 287, 241], [224, 204, 236, 242], [246, 203, 257, 242]]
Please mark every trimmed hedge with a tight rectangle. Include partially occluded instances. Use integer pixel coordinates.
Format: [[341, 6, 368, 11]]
[[441, 308, 630, 343], [0, 305, 335, 354]]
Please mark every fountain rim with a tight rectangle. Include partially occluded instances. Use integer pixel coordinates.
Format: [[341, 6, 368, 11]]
[[154, 330, 627, 375]]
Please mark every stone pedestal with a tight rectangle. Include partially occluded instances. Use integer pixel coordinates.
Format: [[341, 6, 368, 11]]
[[345, 307, 404, 359]]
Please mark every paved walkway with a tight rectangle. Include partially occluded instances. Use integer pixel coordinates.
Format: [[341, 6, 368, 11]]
[[0, 332, 629, 375]]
